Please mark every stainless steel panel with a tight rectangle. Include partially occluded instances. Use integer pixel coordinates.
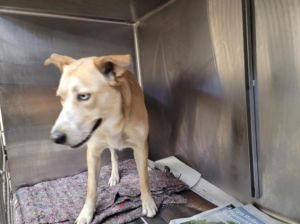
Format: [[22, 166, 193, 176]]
[[255, 0, 300, 221], [0, 172, 6, 224], [0, 14, 136, 87], [0, 0, 169, 22], [0, 14, 135, 189], [138, 0, 251, 200]]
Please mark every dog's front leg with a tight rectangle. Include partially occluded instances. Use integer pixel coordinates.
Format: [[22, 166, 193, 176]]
[[134, 143, 157, 217], [76, 146, 103, 224]]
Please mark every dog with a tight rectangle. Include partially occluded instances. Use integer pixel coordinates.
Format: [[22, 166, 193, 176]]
[[44, 54, 157, 224]]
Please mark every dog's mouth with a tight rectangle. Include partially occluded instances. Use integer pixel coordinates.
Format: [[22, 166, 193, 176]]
[[71, 118, 102, 148]]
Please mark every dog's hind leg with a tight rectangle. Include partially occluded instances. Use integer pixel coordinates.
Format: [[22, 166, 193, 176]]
[[134, 143, 157, 217], [108, 148, 120, 186]]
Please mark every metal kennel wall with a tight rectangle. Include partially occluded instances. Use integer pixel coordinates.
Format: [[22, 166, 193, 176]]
[[137, 0, 253, 202], [254, 0, 300, 221], [0, 0, 299, 223]]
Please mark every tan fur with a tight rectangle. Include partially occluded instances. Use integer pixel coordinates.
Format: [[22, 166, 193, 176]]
[[45, 54, 157, 224]]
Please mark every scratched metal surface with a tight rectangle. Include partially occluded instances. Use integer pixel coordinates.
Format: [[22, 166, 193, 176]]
[[137, 0, 252, 201], [254, 0, 300, 221]]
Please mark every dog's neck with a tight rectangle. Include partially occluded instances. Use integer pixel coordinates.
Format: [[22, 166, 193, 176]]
[[117, 71, 132, 121], [101, 71, 132, 135]]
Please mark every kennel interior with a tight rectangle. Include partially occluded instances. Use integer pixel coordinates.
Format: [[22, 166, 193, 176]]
[[0, 0, 300, 223]]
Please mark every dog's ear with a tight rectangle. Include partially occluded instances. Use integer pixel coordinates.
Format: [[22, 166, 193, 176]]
[[44, 53, 75, 71], [94, 54, 131, 85]]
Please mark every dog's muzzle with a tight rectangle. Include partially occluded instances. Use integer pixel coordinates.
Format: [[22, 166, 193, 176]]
[[71, 118, 102, 148]]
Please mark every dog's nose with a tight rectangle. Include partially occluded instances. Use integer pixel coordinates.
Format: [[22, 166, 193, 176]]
[[51, 131, 67, 144]]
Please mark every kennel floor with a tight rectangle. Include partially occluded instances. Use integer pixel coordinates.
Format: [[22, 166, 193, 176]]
[[14, 159, 215, 224], [129, 191, 216, 224]]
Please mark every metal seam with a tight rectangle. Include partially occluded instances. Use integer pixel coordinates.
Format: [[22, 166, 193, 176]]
[[133, 23, 143, 89], [136, 0, 177, 23]]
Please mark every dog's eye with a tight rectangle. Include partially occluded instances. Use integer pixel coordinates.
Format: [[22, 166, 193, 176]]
[[77, 93, 91, 101]]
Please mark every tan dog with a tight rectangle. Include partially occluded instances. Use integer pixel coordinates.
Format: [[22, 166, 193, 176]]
[[44, 54, 157, 224]]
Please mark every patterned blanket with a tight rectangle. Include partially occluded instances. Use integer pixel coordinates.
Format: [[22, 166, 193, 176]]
[[15, 159, 188, 224]]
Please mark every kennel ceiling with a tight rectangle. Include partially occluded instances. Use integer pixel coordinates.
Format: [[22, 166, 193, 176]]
[[0, 0, 170, 22]]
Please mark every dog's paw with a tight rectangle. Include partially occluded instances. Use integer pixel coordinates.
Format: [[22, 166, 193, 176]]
[[75, 205, 94, 224], [141, 195, 158, 218], [108, 170, 120, 186]]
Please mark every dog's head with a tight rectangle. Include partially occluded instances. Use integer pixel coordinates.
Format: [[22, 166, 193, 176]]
[[44, 54, 131, 148]]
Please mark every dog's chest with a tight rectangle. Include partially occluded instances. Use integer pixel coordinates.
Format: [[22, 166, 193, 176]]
[[99, 126, 131, 150], [98, 117, 135, 150], [105, 133, 129, 150]]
